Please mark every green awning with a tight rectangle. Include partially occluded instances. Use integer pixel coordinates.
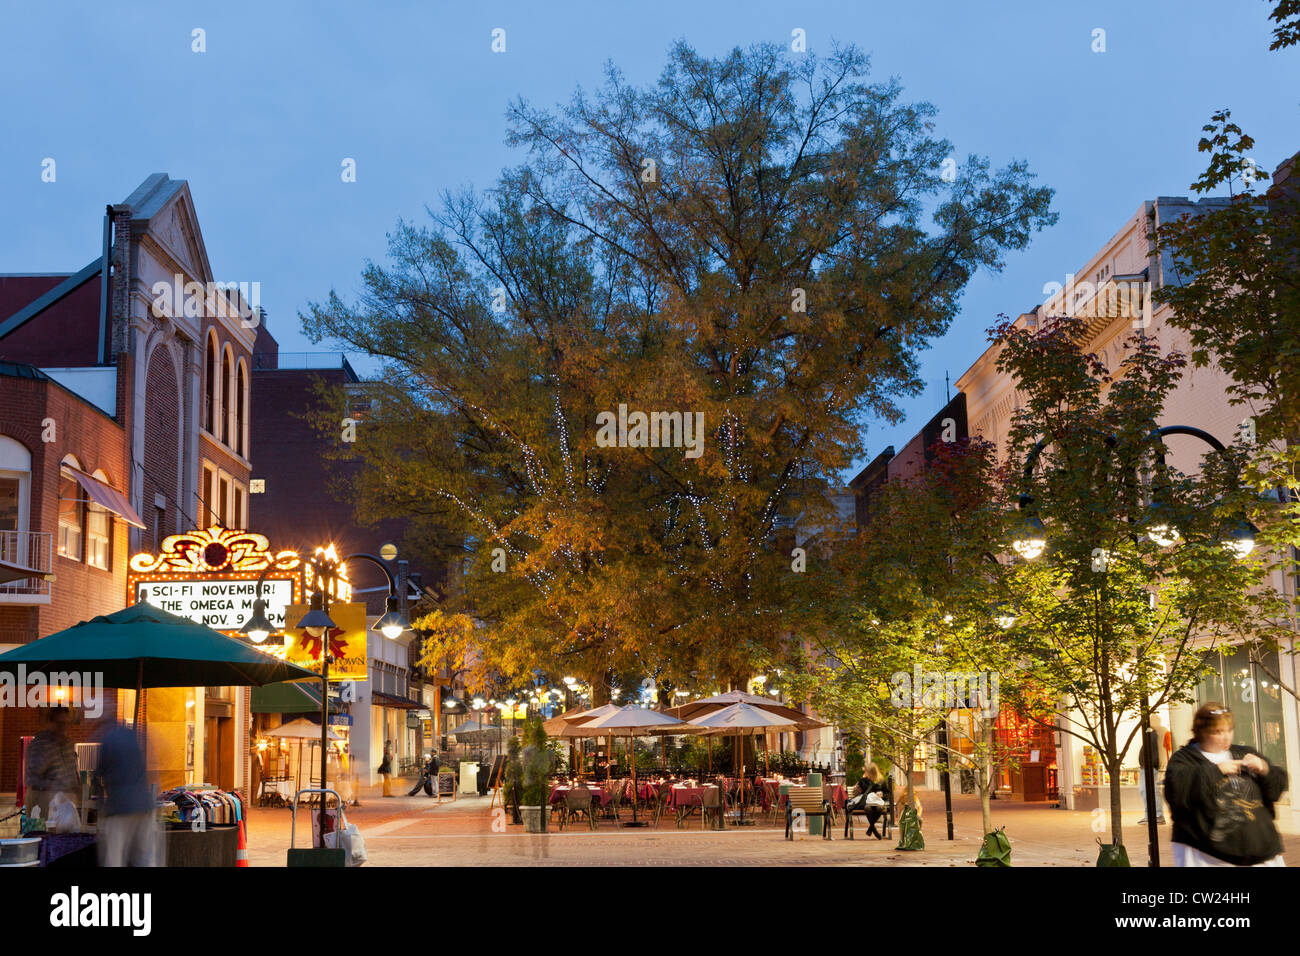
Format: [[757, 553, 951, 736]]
[[251, 681, 339, 714]]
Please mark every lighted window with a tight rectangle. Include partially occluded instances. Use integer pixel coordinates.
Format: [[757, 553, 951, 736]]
[[57, 459, 84, 560], [232, 483, 245, 530], [86, 469, 113, 570]]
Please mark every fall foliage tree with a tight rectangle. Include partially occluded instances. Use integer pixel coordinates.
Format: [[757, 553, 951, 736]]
[[301, 41, 1055, 692]]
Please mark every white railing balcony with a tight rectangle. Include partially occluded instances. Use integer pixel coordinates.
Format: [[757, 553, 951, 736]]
[[0, 530, 53, 601]]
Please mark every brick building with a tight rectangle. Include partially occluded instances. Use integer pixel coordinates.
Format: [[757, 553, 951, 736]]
[[0, 173, 258, 795]]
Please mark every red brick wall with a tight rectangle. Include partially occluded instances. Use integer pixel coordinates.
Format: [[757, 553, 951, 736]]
[[0, 372, 129, 789], [0, 275, 103, 367], [140, 345, 180, 547]]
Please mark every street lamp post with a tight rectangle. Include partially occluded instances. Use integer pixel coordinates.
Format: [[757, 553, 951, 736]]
[[1016, 422, 1255, 867], [242, 550, 409, 848]]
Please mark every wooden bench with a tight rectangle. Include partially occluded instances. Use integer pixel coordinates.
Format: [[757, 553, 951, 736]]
[[784, 786, 834, 840]]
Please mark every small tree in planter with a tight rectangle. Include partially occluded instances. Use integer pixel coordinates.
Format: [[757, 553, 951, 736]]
[[520, 715, 551, 833], [504, 735, 524, 825]]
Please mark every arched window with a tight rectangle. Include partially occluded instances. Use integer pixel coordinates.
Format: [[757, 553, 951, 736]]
[[236, 359, 248, 457], [86, 468, 113, 570], [0, 435, 31, 538], [220, 345, 233, 445], [204, 331, 219, 434], [57, 454, 84, 561]]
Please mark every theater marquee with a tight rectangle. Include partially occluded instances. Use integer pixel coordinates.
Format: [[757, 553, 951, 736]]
[[126, 526, 351, 651]]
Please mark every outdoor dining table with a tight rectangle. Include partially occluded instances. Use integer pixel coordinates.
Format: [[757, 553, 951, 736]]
[[636, 782, 660, 801], [548, 785, 613, 808]]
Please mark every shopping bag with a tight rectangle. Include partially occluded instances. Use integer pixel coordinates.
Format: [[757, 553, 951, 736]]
[[47, 793, 81, 833], [323, 809, 367, 866]]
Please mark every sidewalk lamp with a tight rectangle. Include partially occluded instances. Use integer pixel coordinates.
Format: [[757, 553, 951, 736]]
[[241, 548, 410, 847], [240, 599, 275, 643], [1013, 421, 1262, 867]]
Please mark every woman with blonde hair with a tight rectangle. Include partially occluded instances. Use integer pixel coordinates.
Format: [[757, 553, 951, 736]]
[[1164, 703, 1287, 867]]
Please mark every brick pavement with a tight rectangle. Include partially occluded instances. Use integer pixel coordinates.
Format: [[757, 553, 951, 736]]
[[242, 786, 1293, 867]]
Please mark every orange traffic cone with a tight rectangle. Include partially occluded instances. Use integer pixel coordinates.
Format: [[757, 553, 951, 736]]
[[237, 819, 249, 867]]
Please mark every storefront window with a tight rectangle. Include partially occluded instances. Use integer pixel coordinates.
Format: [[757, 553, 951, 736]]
[[1196, 646, 1287, 766]]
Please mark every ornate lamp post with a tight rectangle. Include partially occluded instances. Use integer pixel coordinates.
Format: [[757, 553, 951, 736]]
[[241, 550, 409, 846]]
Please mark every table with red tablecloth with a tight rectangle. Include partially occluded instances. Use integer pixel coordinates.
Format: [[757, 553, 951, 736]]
[[549, 785, 612, 807], [665, 786, 711, 809]]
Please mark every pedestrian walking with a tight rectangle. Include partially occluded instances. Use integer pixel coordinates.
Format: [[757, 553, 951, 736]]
[[94, 718, 159, 866], [379, 740, 394, 797], [24, 706, 79, 824], [1136, 713, 1168, 824], [1165, 702, 1288, 867]]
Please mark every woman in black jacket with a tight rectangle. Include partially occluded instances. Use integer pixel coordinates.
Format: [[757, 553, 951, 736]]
[[1164, 703, 1287, 867], [845, 763, 888, 838]]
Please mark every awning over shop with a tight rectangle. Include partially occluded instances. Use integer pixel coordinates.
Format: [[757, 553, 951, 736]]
[[372, 691, 423, 710], [251, 681, 340, 714], [66, 465, 147, 529]]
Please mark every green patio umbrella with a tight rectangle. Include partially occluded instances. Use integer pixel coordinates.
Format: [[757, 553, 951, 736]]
[[0, 602, 319, 724]]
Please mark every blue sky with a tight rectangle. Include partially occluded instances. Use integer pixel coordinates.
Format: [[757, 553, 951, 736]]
[[3, 0, 1296, 478]]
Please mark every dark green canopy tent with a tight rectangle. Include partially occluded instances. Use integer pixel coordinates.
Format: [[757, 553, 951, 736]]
[[0, 602, 318, 723]]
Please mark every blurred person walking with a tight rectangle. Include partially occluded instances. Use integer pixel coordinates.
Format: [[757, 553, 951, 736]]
[[24, 706, 79, 823], [94, 718, 159, 866], [378, 739, 394, 797], [1165, 703, 1288, 867]]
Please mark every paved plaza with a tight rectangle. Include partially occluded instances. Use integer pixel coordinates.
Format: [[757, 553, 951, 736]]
[[242, 785, 1296, 867]]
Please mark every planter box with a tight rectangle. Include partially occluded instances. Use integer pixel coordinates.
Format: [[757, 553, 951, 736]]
[[521, 806, 546, 833]]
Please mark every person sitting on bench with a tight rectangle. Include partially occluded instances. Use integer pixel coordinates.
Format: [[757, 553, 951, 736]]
[[845, 764, 887, 838]]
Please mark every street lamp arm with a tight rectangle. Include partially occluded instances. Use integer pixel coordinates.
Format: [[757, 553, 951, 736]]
[[341, 552, 399, 594]]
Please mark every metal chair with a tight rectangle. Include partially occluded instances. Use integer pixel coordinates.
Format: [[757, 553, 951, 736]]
[[605, 781, 624, 821], [561, 788, 597, 831], [650, 785, 671, 828], [701, 786, 723, 830]]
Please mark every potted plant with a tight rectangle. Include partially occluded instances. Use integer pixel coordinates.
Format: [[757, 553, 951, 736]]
[[504, 736, 524, 825], [520, 715, 550, 833]]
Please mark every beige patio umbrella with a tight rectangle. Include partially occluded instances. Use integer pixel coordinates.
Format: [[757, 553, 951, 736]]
[[263, 719, 343, 793], [544, 703, 624, 780], [667, 689, 826, 776], [689, 701, 813, 824], [578, 705, 693, 826]]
